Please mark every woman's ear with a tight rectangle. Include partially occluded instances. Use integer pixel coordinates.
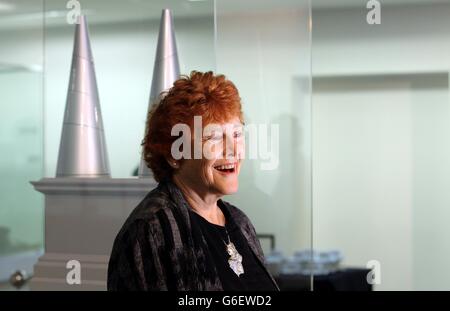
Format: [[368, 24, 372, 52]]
[[166, 158, 179, 169]]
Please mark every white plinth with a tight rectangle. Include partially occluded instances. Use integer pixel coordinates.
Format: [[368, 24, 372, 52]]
[[30, 177, 157, 290]]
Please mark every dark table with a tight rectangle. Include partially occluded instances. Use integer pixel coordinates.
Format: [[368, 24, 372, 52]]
[[275, 268, 372, 291]]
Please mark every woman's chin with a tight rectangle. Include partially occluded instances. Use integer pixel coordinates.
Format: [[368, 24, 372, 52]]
[[212, 170, 240, 193], [214, 181, 239, 195]]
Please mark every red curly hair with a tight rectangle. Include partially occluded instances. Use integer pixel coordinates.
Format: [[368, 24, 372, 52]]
[[142, 71, 244, 182]]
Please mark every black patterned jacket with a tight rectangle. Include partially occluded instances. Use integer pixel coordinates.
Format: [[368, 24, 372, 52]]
[[107, 179, 279, 291]]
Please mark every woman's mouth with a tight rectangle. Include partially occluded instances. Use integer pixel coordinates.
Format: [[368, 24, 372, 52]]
[[214, 162, 237, 174]]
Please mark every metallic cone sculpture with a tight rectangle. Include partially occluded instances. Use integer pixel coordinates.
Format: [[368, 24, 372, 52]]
[[56, 15, 110, 178], [139, 9, 181, 177]]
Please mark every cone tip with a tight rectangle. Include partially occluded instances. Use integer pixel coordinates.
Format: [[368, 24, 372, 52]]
[[162, 8, 172, 16], [78, 14, 87, 24]]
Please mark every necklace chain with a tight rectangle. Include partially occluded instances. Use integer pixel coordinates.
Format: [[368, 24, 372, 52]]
[[221, 226, 231, 245], [190, 207, 245, 276]]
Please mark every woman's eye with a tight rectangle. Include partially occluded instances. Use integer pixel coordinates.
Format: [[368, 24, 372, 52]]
[[204, 135, 222, 142], [233, 131, 242, 138]]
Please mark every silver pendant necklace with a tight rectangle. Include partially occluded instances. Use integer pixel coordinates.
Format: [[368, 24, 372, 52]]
[[222, 227, 245, 277]]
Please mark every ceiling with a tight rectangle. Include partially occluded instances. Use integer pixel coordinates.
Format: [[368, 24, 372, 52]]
[[0, 0, 449, 30]]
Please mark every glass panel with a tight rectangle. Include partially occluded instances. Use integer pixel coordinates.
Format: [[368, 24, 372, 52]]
[[215, 0, 313, 291], [37, 0, 311, 291], [0, 0, 44, 289], [39, 0, 215, 290], [312, 1, 450, 290]]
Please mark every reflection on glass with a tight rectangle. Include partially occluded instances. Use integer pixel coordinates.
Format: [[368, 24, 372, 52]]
[[0, 68, 44, 284]]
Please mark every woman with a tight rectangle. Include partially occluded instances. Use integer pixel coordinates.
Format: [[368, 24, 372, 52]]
[[107, 71, 279, 291]]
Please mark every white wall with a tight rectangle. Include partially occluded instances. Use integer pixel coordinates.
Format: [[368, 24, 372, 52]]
[[312, 4, 450, 290], [313, 4, 450, 76]]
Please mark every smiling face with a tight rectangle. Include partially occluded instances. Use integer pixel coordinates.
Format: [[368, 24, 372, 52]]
[[173, 116, 245, 197]]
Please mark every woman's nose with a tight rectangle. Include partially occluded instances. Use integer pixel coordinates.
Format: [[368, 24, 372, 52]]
[[223, 134, 237, 159]]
